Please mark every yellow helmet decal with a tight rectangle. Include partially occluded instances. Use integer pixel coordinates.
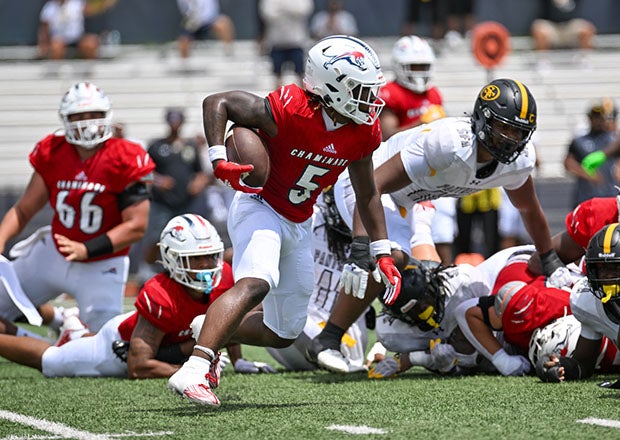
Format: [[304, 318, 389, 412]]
[[603, 223, 617, 254], [480, 84, 500, 101], [513, 79, 528, 120]]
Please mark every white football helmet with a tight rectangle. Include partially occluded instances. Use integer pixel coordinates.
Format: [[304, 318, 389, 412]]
[[58, 82, 113, 149], [392, 36, 435, 93], [528, 315, 581, 366], [304, 35, 386, 125], [158, 214, 224, 293]]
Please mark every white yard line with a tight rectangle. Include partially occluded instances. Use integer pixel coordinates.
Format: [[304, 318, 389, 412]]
[[577, 417, 620, 429], [326, 424, 388, 435], [0, 410, 171, 440]]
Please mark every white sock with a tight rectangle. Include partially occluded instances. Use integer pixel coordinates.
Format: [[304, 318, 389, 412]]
[[49, 307, 64, 331]]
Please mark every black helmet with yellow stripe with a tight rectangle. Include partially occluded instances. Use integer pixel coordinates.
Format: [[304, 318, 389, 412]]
[[379, 258, 445, 331], [472, 78, 537, 164], [585, 223, 620, 307]]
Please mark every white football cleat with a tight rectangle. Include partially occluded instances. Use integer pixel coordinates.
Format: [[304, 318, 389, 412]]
[[181, 384, 221, 407], [317, 348, 367, 374], [168, 356, 221, 407]]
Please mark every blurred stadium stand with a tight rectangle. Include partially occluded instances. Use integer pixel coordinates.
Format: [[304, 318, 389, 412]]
[[0, 34, 620, 246]]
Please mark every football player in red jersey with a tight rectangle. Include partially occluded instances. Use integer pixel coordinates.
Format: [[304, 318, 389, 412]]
[[0, 214, 267, 384], [379, 35, 445, 140], [379, 35, 455, 266], [0, 82, 155, 333], [168, 35, 402, 406], [528, 195, 619, 275]]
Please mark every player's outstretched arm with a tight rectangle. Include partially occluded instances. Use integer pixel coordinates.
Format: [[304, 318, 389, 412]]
[[127, 316, 180, 379]]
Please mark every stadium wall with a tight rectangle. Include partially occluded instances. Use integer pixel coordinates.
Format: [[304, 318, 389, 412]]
[[0, 0, 619, 46]]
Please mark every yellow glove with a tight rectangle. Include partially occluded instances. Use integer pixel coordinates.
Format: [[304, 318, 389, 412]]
[[420, 104, 446, 124], [368, 355, 401, 379]]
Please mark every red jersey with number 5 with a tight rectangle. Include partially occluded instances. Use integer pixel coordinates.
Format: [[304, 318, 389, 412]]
[[30, 134, 155, 261], [259, 84, 382, 223]]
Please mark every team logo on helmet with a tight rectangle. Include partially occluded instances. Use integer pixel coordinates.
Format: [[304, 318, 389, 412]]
[[166, 225, 187, 242], [480, 84, 500, 101], [322, 50, 368, 71]]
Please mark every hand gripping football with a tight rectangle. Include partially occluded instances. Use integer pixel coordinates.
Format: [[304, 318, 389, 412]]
[[225, 126, 270, 188]]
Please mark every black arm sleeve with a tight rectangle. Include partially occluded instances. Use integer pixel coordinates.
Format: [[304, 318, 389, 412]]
[[117, 182, 151, 211]]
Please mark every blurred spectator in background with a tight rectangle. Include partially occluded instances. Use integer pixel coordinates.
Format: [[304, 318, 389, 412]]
[[531, 0, 596, 71], [454, 189, 501, 259], [138, 108, 211, 283], [259, 0, 313, 89], [401, 0, 445, 47], [84, 0, 122, 57], [444, 0, 475, 49], [564, 98, 619, 209], [37, 0, 102, 60], [176, 0, 235, 58], [310, 0, 358, 40]]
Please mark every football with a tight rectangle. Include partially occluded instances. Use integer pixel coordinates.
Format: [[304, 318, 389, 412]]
[[225, 126, 270, 188]]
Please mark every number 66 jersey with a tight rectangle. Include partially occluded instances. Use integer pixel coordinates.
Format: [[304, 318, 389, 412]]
[[31, 134, 155, 261]]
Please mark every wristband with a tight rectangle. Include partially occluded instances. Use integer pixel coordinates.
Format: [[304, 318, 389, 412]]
[[194, 344, 216, 360], [370, 239, 391, 257], [540, 249, 563, 276], [84, 234, 113, 258], [208, 144, 227, 163]]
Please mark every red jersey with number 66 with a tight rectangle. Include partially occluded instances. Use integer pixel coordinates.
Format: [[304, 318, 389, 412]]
[[259, 84, 382, 223], [30, 134, 155, 261]]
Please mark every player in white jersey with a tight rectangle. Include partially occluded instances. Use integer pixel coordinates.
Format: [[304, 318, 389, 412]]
[[536, 223, 620, 383], [266, 188, 368, 371], [368, 212, 539, 379], [309, 78, 570, 373]]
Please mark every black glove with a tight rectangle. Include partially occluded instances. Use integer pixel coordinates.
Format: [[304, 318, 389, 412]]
[[347, 236, 375, 271], [338, 236, 375, 299]]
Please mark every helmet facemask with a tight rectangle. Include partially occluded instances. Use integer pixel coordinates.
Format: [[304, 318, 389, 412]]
[[62, 113, 114, 149], [338, 80, 385, 125], [587, 261, 620, 304], [160, 247, 224, 294], [392, 35, 435, 93], [585, 223, 620, 305], [158, 214, 225, 294], [395, 63, 433, 93], [381, 260, 445, 331], [59, 82, 113, 149], [476, 108, 533, 164]]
